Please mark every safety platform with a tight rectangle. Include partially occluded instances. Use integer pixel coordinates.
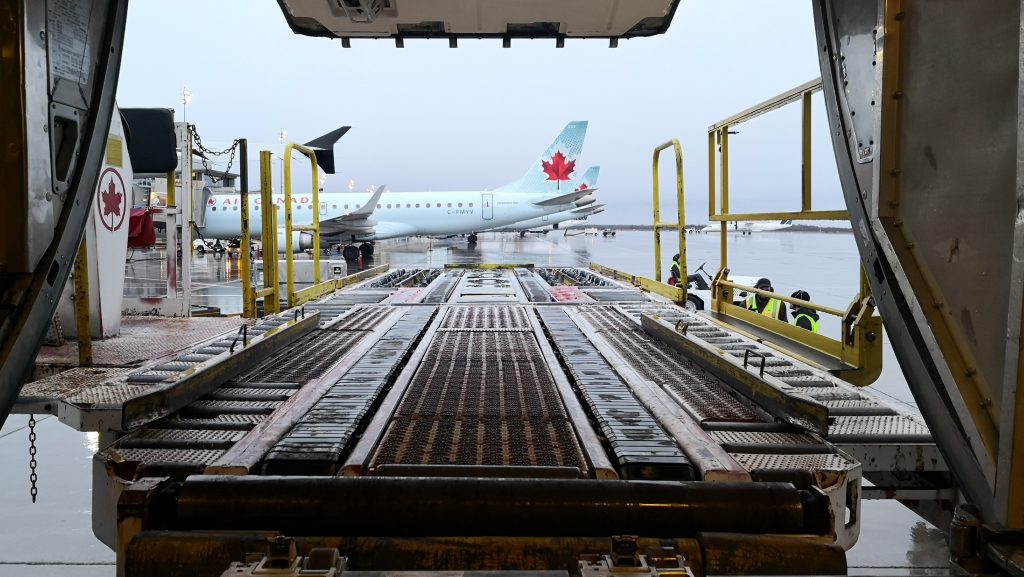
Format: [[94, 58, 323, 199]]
[[16, 265, 948, 576]]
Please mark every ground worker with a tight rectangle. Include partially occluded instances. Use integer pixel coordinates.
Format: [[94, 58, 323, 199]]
[[743, 277, 788, 321], [668, 253, 681, 286], [790, 290, 820, 332]]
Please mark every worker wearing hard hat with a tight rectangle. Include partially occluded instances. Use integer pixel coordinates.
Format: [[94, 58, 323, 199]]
[[790, 290, 820, 333], [744, 277, 787, 321]]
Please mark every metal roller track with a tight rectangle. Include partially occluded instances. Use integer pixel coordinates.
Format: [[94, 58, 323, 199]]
[[261, 307, 436, 474], [370, 307, 589, 474], [421, 270, 464, 303], [515, 268, 554, 302], [580, 307, 764, 424], [536, 307, 695, 480]]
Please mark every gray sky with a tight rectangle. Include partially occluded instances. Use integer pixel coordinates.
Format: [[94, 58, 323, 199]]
[[117, 1, 843, 225]]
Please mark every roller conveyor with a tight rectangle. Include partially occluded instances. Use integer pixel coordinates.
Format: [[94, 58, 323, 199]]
[[36, 266, 942, 572]]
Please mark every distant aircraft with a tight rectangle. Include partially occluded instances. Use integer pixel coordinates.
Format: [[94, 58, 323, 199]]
[[202, 122, 594, 260], [493, 166, 601, 234], [700, 220, 794, 235]]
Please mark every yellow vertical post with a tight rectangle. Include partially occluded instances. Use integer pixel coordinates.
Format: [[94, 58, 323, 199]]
[[259, 151, 279, 314], [239, 140, 253, 318], [311, 158, 320, 286], [282, 147, 295, 307], [672, 141, 686, 300], [73, 240, 92, 366], [708, 130, 716, 218], [166, 171, 176, 207], [269, 205, 280, 311], [720, 127, 730, 271], [652, 148, 663, 283], [801, 90, 813, 212]]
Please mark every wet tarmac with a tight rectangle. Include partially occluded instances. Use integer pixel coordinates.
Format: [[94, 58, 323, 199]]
[[0, 231, 951, 575]]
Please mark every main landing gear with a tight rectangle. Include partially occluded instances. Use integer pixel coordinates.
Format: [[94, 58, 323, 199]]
[[467, 234, 478, 244], [341, 242, 374, 261]]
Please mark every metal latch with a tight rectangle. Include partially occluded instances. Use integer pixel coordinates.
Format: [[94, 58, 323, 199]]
[[221, 536, 347, 576], [580, 536, 694, 577]]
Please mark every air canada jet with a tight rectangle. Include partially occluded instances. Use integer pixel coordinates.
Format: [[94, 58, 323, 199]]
[[699, 220, 794, 235], [202, 122, 592, 260], [493, 166, 603, 233]]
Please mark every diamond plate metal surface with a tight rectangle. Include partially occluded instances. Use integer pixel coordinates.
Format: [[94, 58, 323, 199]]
[[114, 447, 226, 465], [66, 383, 152, 406], [34, 316, 251, 367], [709, 430, 820, 446], [829, 415, 932, 442], [732, 452, 858, 472], [15, 367, 134, 412]]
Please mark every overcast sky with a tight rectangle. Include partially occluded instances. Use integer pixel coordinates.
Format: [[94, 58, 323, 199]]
[[117, 1, 844, 225]]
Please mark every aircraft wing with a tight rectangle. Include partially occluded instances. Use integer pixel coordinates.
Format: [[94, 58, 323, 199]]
[[532, 187, 598, 206], [319, 185, 386, 236]]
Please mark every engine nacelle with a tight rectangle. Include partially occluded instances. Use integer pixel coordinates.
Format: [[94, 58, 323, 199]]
[[276, 230, 314, 253], [575, 193, 597, 207]]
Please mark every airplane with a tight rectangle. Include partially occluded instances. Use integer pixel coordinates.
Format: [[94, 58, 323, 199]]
[[202, 122, 594, 260], [491, 166, 602, 234], [699, 220, 794, 235]]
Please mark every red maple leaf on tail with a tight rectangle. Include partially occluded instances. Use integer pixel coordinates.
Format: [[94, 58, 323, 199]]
[[541, 150, 576, 189], [101, 181, 122, 217]]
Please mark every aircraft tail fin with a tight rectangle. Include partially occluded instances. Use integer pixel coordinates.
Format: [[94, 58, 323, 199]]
[[572, 166, 600, 191], [496, 121, 588, 193], [781, 219, 794, 225], [303, 126, 351, 174]]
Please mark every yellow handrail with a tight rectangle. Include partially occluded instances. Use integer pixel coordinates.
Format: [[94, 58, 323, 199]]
[[652, 139, 685, 303], [282, 142, 325, 308]]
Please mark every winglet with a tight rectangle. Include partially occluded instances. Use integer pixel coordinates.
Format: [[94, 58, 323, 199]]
[[303, 126, 351, 174], [342, 185, 386, 220]]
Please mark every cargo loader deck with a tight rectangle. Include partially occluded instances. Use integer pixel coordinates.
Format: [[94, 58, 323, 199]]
[[19, 266, 945, 577]]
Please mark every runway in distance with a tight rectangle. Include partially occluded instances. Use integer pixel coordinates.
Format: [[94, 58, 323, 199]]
[[698, 220, 794, 235], [202, 122, 595, 260]]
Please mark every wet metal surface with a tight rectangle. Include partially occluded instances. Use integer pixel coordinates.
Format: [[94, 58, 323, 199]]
[[0, 232, 954, 575], [371, 307, 588, 473]]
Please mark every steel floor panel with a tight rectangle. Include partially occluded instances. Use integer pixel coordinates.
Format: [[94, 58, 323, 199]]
[[33, 316, 251, 367], [370, 311, 588, 475], [14, 367, 135, 413]]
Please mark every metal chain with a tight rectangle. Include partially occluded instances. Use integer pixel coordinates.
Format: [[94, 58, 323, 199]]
[[28, 415, 38, 503], [188, 124, 239, 185]]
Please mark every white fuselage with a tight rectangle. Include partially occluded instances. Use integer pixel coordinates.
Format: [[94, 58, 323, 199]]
[[202, 190, 581, 242], [701, 221, 793, 233]]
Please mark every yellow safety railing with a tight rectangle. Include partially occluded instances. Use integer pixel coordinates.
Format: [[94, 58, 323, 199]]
[[704, 78, 881, 385], [242, 150, 281, 317], [282, 142, 329, 308], [590, 140, 687, 304], [651, 140, 686, 304]]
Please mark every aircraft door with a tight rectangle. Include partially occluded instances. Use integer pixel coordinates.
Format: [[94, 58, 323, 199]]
[[320, 201, 327, 216], [482, 193, 493, 220]]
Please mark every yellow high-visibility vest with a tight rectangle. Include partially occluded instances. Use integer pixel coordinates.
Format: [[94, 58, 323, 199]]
[[746, 294, 782, 319], [795, 312, 820, 333]]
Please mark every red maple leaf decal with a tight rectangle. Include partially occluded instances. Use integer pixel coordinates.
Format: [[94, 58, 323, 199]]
[[101, 180, 122, 217], [575, 182, 588, 192], [541, 150, 576, 189]]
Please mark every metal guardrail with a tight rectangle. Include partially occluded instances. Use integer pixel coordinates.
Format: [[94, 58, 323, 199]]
[[651, 139, 686, 305], [282, 142, 327, 308]]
